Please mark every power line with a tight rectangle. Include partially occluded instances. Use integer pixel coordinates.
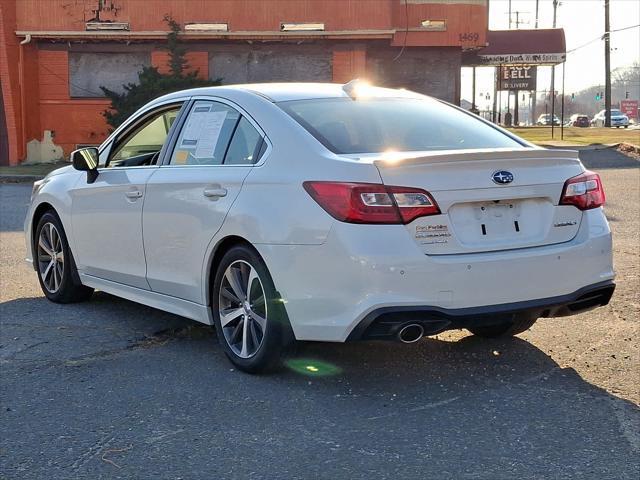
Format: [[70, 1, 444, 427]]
[[567, 24, 640, 54], [393, 0, 409, 62]]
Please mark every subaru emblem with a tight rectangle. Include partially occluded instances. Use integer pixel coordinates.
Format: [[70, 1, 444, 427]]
[[492, 170, 514, 185]]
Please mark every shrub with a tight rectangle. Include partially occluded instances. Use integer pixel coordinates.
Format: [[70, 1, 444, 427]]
[[101, 15, 220, 129]]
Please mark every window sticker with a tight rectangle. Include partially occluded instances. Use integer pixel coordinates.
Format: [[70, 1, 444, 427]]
[[180, 105, 212, 147], [174, 150, 188, 165], [194, 110, 228, 158]]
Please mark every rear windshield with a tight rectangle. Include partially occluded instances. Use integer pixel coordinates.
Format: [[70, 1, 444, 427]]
[[278, 97, 523, 154]]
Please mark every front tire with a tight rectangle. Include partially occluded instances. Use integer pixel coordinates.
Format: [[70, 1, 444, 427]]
[[212, 245, 293, 373], [467, 314, 537, 338], [35, 212, 93, 303]]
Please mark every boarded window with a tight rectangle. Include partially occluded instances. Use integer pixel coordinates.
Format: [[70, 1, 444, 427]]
[[69, 52, 150, 98], [210, 46, 331, 84]]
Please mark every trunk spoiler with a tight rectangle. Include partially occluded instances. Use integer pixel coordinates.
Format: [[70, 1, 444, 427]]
[[367, 148, 581, 168]]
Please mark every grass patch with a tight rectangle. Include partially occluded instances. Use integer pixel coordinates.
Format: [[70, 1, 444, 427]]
[[508, 126, 640, 147], [0, 162, 69, 176]]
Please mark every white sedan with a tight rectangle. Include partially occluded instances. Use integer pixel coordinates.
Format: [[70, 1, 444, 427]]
[[591, 109, 630, 128], [25, 82, 615, 372]]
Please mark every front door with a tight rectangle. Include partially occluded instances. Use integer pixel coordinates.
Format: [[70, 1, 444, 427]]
[[143, 99, 267, 303], [70, 104, 183, 289]]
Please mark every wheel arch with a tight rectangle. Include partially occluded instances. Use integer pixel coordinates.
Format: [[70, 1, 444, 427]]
[[30, 202, 57, 268], [30, 201, 83, 285], [205, 235, 258, 306], [204, 234, 296, 348]]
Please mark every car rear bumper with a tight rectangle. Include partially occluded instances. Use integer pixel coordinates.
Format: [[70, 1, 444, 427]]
[[347, 280, 615, 340], [256, 208, 614, 342]]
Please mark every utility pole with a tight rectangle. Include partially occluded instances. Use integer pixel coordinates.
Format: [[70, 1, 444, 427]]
[[471, 66, 477, 113], [604, 0, 611, 127], [532, 0, 539, 124], [506, 0, 512, 126], [550, 0, 558, 138]]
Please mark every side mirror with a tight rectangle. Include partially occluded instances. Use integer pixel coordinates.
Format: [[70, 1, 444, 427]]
[[71, 147, 99, 183]]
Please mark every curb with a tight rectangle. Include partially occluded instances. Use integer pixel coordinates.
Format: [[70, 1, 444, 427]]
[[0, 174, 45, 184]]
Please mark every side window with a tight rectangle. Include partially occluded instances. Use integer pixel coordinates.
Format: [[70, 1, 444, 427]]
[[107, 106, 181, 168], [170, 101, 240, 166], [224, 117, 263, 165]]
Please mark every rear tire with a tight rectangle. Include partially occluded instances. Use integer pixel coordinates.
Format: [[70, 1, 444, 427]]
[[467, 315, 537, 338], [34, 211, 94, 303], [212, 244, 294, 373]]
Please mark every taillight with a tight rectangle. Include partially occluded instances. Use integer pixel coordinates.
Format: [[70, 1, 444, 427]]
[[559, 170, 605, 210], [303, 181, 440, 224]]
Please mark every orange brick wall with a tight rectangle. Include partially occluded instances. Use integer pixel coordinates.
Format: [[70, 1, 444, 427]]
[[14, 0, 487, 48], [22, 42, 40, 147], [0, 0, 21, 164], [38, 49, 110, 156], [151, 50, 209, 79]]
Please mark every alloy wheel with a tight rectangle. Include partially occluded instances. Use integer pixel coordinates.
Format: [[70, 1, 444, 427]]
[[37, 222, 64, 293], [218, 260, 267, 358]]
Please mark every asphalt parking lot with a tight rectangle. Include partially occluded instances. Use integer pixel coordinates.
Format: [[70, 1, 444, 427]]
[[1, 151, 638, 479]]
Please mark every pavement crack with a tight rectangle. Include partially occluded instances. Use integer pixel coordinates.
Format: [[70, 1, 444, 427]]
[[3, 340, 49, 360], [70, 434, 115, 471], [366, 396, 461, 420]]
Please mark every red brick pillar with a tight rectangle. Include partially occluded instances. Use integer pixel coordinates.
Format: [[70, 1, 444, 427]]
[[332, 46, 367, 84]]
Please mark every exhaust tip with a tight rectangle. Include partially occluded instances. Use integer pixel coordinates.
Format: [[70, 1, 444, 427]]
[[398, 323, 424, 344]]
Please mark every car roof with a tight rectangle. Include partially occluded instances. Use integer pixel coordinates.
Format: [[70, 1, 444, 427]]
[[149, 82, 427, 105]]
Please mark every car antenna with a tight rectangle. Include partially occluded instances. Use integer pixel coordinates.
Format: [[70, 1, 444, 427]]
[[342, 79, 368, 100]]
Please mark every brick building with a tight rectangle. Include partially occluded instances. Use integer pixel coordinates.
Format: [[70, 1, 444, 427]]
[[0, 0, 489, 165]]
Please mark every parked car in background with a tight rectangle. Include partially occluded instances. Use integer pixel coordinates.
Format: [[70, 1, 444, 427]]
[[591, 109, 630, 128], [537, 114, 561, 126], [569, 114, 590, 128], [24, 82, 615, 372]]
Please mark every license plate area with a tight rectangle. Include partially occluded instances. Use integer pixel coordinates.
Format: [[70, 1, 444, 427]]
[[448, 198, 553, 248], [474, 201, 522, 238]]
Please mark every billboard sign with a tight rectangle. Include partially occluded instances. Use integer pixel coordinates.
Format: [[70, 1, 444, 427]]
[[499, 66, 537, 91], [620, 100, 638, 120], [477, 53, 565, 66]]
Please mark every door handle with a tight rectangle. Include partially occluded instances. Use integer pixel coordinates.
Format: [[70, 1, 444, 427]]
[[203, 187, 228, 198], [125, 190, 143, 199]]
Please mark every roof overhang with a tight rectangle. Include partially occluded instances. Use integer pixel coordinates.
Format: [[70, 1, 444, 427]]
[[463, 28, 566, 66], [15, 29, 395, 42]]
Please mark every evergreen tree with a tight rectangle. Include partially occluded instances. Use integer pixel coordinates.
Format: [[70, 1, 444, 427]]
[[101, 15, 220, 129]]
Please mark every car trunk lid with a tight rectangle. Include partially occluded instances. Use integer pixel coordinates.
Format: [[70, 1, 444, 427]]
[[361, 148, 585, 255]]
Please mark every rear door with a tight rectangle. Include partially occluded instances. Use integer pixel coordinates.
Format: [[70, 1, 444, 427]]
[[372, 148, 584, 255], [143, 98, 267, 303]]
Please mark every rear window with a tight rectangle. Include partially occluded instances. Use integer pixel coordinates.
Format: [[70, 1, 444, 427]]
[[278, 97, 523, 154]]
